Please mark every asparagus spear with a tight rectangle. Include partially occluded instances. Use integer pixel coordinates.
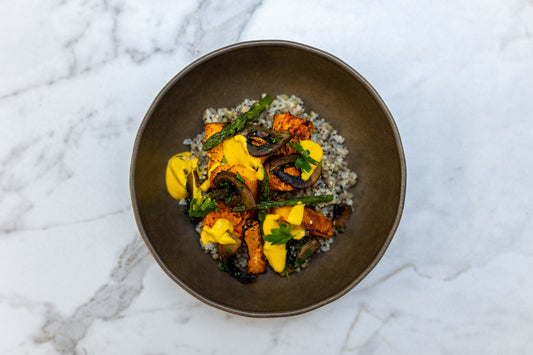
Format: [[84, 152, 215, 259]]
[[203, 95, 274, 151], [258, 165, 270, 202], [231, 195, 333, 212]]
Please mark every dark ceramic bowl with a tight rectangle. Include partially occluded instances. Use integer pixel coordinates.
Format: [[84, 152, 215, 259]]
[[130, 40, 406, 317]]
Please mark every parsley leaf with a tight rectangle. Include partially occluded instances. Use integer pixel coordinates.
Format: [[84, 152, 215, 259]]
[[188, 197, 219, 218], [236, 172, 246, 183], [224, 191, 236, 204], [289, 141, 322, 173], [268, 135, 283, 143], [221, 155, 227, 165], [295, 154, 311, 173], [263, 223, 294, 245]]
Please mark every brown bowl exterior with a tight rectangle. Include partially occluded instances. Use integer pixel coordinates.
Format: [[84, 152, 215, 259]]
[[130, 40, 406, 317]]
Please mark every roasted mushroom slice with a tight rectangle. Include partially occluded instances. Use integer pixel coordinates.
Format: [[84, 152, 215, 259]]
[[287, 237, 321, 273], [217, 233, 242, 265], [186, 170, 200, 198], [217, 235, 257, 284], [213, 171, 256, 208], [267, 154, 322, 189], [333, 203, 352, 231], [185, 170, 202, 216], [242, 125, 291, 157], [296, 238, 321, 260], [225, 255, 257, 284], [243, 219, 266, 274]]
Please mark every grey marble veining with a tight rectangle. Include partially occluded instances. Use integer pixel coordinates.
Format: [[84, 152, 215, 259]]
[[1, 0, 533, 354]]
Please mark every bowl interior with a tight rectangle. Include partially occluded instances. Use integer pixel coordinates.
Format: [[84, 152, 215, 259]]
[[131, 41, 405, 316]]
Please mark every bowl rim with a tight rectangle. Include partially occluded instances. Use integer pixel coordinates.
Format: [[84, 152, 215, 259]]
[[130, 39, 407, 317]]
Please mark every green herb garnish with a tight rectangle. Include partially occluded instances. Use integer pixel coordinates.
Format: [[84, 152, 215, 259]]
[[224, 190, 236, 204], [221, 155, 227, 165], [236, 172, 246, 183], [289, 141, 322, 173], [231, 195, 333, 212], [188, 197, 219, 218], [268, 135, 284, 144], [263, 222, 294, 245]]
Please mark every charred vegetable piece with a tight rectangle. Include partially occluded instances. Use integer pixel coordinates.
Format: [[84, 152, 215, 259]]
[[296, 238, 321, 260], [243, 219, 266, 274], [267, 154, 297, 171], [258, 165, 270, 202], [231, 195, 333, 212], [205, 187, 231, 202], [202, 201, 252, 240], [333, 203, 352, 230], [242, 125, 291, 156], [213, 171, 256, 209], [301, 208, 334, 238], [276, 164, 322, 189], [272, 113, 313, 141], [185, 171, 203, 218], [286, 237, 319, 272], [203, 95, 273, 151], [217, 233, 242, 265], [267, 154, 322, 189], [224, 255, 257, 284], [264, 158, 296, 191], [186, 170, 200, 198]]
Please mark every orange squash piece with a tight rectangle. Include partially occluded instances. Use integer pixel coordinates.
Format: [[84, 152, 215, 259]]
[[204, 123, 225, 170], [264, 159, 303, 192], [273, 113, 313, 140], [243, 219, 266, 274], [273, 113, 314, 156], [202, 201, 253, 240]]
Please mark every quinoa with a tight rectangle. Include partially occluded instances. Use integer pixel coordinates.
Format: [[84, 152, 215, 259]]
[[184, 94, 357, 264]]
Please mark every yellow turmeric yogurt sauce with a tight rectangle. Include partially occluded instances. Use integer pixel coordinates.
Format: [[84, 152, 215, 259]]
[[223, 135, 265, 180], [262, 203, 306, 273], [299, 140, 323, 181], [165, 152, 202, 200], [200, 218, 237, 246]]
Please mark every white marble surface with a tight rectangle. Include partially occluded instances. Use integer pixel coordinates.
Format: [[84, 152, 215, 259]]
[[1, 0, 533, 353]]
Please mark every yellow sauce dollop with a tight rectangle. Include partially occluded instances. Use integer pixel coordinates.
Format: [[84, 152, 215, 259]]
[[200, 179, 211, 192], [200, 218, 237, 246], [287, 202, 305, 225], [166, 152, 201, 200], [262, 204, 306, 273], [223, 135, 265, 180], [299, 140, 323, 181]]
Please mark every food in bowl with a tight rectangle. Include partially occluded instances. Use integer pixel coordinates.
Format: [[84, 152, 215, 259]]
[[165, 94, 357, 282]]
